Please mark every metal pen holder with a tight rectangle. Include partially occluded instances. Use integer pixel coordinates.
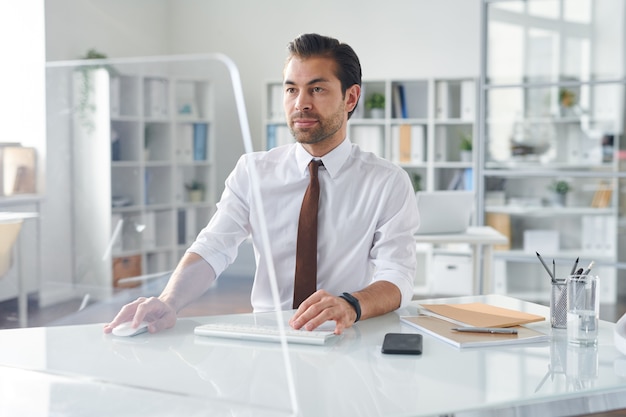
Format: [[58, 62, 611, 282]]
[[550, 279, 567, 329]]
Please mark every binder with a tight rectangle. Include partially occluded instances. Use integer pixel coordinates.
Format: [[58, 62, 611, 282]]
[[193, 123, 208, 161], [398, 124, 412, 163], [352, 126, 382, 156], [460, 80, 475, 120], [142, 211, 156, 249], [176, 124, 194, 163], [186, 208, 197, 243], [436, 81, 449, 119], [410, 125, 425, 163], [109, 76, 120, 117]]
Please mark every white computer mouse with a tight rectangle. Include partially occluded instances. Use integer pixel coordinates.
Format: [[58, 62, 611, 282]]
[[614, 313, 626, 356], [112, 321, 150, 337]]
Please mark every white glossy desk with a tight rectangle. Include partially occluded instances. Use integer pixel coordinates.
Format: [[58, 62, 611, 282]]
[[0, 294, 625, 417], [414, 226, 508, 295]]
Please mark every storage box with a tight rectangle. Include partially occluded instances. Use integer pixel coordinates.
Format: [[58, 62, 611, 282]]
[[112, 255, 142, 288], [0, 146, 37, 196], [524, 230, 559, 253], [430, 254, 473, 296]]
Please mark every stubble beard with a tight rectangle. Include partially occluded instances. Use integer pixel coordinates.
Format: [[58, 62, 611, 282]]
[[288, 106, 345, 145]]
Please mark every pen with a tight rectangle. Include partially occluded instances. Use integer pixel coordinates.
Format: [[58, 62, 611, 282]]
[[452, 327, 518, 334], [582, 260, 595, 276], [570, 257, 579, 276], [536, 252, 555, 282]]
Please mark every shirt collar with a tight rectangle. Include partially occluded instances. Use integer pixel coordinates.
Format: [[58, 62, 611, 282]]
[[295, 138, 351, 179]]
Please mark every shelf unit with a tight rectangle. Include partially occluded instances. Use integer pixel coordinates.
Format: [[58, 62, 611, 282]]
[[264, 77, 479, 295], [72, 67, 216, 290], [478, 0, 625, 303]]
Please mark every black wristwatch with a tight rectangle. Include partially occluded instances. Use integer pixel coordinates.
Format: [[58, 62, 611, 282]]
[[339, 292, 361, 323]]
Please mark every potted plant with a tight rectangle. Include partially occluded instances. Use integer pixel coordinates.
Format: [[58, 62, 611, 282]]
[[549, 180, 571, 206], [559, 88, 577, 117], [559, 88, 576, 108], [410, 172, 422, 192], [459, 132, 473, 162], [185, 180, 205, 202], [77, 49, 118, 134], [365, 93, 385, 118]]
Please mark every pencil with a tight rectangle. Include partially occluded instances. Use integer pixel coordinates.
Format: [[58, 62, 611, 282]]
[[536, 252, 555, 282]]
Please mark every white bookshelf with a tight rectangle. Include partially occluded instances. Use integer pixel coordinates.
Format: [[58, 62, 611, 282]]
[[72, 68, 216, 290]]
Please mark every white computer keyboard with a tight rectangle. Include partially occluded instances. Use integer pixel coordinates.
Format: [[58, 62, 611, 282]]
[[194, 322, 336, 345]]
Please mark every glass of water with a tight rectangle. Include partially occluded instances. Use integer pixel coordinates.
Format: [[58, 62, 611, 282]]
[[566, 274, 599, 346]]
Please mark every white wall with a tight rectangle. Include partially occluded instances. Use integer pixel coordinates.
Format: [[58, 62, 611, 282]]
[[46, 0, 482, 152], [0, 1, 46, 303], [1, 0, 46, 165], [45, 0, 172, 60]]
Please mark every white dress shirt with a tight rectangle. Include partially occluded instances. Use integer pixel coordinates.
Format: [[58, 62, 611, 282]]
[[188, 138, 419, 311]]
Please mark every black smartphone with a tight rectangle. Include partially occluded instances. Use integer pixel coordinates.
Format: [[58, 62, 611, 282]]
[[381, 333, 423, 355]]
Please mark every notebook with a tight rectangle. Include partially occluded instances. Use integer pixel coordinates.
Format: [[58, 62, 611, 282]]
[[401, 316, 548, 349], [400, 302, 548, 348], [414, 191, 474, 234]]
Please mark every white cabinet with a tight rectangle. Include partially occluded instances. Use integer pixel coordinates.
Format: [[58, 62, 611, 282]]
[[263, 78, 479, 295]]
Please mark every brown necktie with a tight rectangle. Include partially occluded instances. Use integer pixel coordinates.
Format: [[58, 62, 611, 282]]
[[293, 159, 323, 308]]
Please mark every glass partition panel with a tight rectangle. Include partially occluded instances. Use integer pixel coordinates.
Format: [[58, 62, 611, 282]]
[[36, 55, 298, 415], [487, 0, 625, 85], [480, 0, 626, 305]]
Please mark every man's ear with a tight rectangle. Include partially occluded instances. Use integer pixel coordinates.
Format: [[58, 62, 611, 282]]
[[346, 84, 361, 113]]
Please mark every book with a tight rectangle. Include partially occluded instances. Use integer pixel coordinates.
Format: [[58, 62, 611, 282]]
[[400, 315, 549, 348], [392, 84, 407, 119]]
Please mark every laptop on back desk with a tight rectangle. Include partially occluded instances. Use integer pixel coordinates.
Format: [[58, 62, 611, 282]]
[[414, 191, 474, 235]]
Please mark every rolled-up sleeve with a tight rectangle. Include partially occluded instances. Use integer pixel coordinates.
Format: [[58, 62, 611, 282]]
[[369, 169, 420, 308], [187, 155, 251, 276]]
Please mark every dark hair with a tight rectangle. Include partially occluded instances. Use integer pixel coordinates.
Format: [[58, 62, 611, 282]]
[[286, 33, 362, 119]]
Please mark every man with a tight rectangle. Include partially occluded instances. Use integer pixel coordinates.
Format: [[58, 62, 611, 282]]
[[104, 33, 419, 336]]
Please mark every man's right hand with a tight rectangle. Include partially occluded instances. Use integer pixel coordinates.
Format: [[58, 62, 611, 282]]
[[103, 296, 177, 334]]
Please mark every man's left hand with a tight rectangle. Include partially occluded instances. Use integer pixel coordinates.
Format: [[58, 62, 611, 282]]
[[289, 290, 357, 335]]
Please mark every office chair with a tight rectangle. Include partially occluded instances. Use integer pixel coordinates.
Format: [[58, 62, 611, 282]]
[[0, 220, 23, 278]]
